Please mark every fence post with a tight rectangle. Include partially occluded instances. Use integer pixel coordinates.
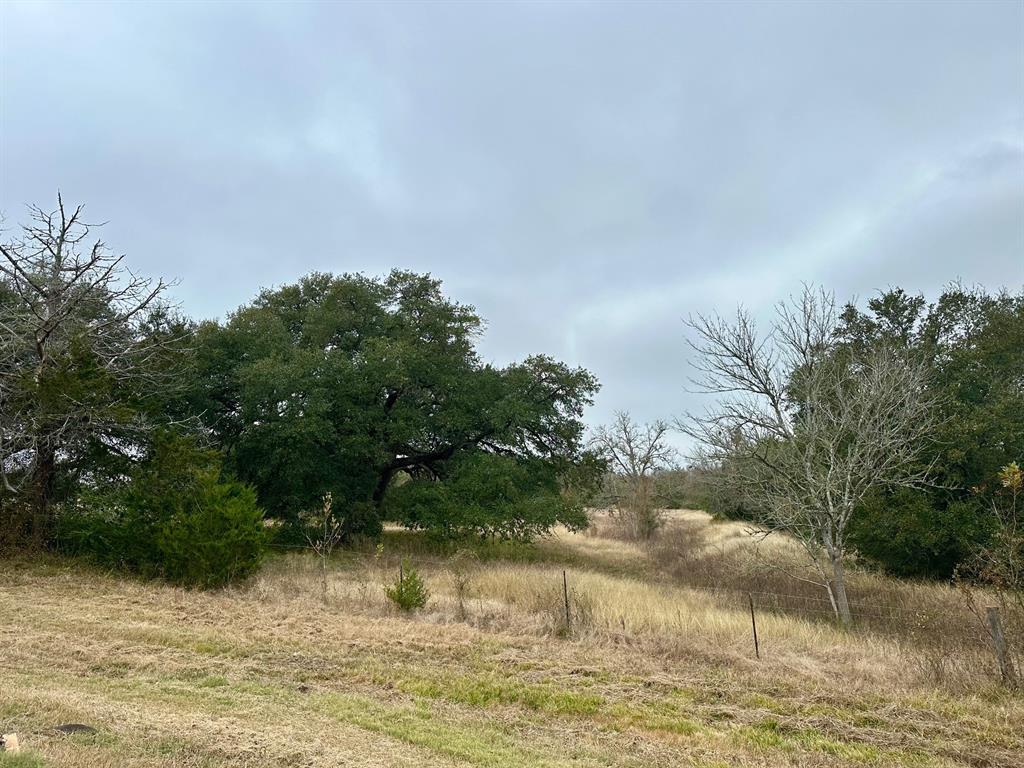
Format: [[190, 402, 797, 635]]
[[399, 561, 404, 586], [987, 606, 1016, 684], [748, 593, 760, 659], [562, 570, 571, 633]]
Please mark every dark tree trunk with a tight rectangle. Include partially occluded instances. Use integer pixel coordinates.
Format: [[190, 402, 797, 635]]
[[372, 466, 394, 505], [31, 447, 56, 549]]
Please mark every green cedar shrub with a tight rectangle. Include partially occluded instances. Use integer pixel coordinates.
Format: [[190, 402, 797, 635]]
[[59, 431, 265, 587], [385, 561, 430, 611]]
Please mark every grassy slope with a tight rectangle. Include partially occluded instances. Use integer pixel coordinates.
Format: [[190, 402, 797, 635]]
[[1, 512, 1021, 767]]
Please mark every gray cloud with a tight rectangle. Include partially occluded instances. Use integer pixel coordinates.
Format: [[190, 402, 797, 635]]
[[2, 0, 1021, 450]]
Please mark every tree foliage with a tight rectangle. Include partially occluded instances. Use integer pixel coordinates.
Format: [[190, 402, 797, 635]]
[[837, 285, 1024, 577], [195, 271, 601, 538], [384, 452, 589, 540], [682, 286, 937, 624], [59, 430, 265, 587], [1, 198, 600, 574], [688, 284, 1024, 583], [13, 194, 1016, 595], [963, 462, 1023, 595]]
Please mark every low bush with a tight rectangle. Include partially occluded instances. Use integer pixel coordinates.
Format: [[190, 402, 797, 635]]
[[60, 431, 265, 588], [157, 480, 265, 588]]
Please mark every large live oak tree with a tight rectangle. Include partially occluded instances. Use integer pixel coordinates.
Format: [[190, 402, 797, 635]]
[[195, 271, 600, 536]]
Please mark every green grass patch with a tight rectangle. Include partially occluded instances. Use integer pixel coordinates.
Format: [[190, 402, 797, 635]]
[[606, 705, 703, 736], [0, 753, 47, 768], [317, 690, 600, 767], [733, 718, 947, 766]]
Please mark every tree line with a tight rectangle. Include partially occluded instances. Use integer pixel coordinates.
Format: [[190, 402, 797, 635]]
[[0, 198, 601, 584], [1, 197, 1020, 602]]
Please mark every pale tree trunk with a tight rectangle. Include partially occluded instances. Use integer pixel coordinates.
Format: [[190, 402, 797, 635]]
[[830, 553, 853, 627], [824, 581, 839, 619]]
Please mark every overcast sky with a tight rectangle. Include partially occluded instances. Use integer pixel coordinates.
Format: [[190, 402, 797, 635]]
[[2, 0, 1022, 449]]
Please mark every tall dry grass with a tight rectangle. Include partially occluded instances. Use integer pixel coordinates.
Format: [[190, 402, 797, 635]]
[[248, 509, 1018, 693], [5, 512, 1023, 768]]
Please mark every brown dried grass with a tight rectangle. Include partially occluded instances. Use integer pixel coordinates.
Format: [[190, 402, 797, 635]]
[[1, 512, 1022, 767]]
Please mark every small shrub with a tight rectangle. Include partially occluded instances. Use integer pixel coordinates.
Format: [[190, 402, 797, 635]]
[[156, 479, 265, 588], [448, 549, 479, 620], [385, 561, 429, 611]]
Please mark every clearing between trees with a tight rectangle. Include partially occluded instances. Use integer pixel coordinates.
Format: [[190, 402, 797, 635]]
[[2, 511, 1022, 768]]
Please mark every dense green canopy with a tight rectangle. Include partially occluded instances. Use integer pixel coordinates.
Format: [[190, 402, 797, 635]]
[[194, 271, 601, 537], [838, 285, 1024, 577]]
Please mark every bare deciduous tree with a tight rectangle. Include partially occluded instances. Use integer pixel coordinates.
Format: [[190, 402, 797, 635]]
[[0, 196, 178, 546], [591, 412, 676, 539], [681, 286, 936, 625], [305, 492, 343, 604], [447, 548, 480, 621]]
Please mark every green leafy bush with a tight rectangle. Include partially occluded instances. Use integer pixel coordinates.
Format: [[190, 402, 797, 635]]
[[60, 431, 265, 587], [385, 561, 430, 611], [848, 488, 992, 579], [156, 480, 265, 588]]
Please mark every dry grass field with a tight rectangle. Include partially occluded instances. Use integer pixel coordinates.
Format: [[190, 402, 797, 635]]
[[1, 510, 1022, 767]]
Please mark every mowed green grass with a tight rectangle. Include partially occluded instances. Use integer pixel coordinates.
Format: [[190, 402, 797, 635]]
[[1, 516, 1022, 767]]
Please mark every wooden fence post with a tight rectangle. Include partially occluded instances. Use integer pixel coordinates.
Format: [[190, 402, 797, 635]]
[[562, 570, 571, 633], [748, 593, 760, 659], [987, 606, 1016, 685]]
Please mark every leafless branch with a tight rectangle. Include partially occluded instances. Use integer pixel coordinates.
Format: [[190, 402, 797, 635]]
[[679, 286, 938, 624]]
